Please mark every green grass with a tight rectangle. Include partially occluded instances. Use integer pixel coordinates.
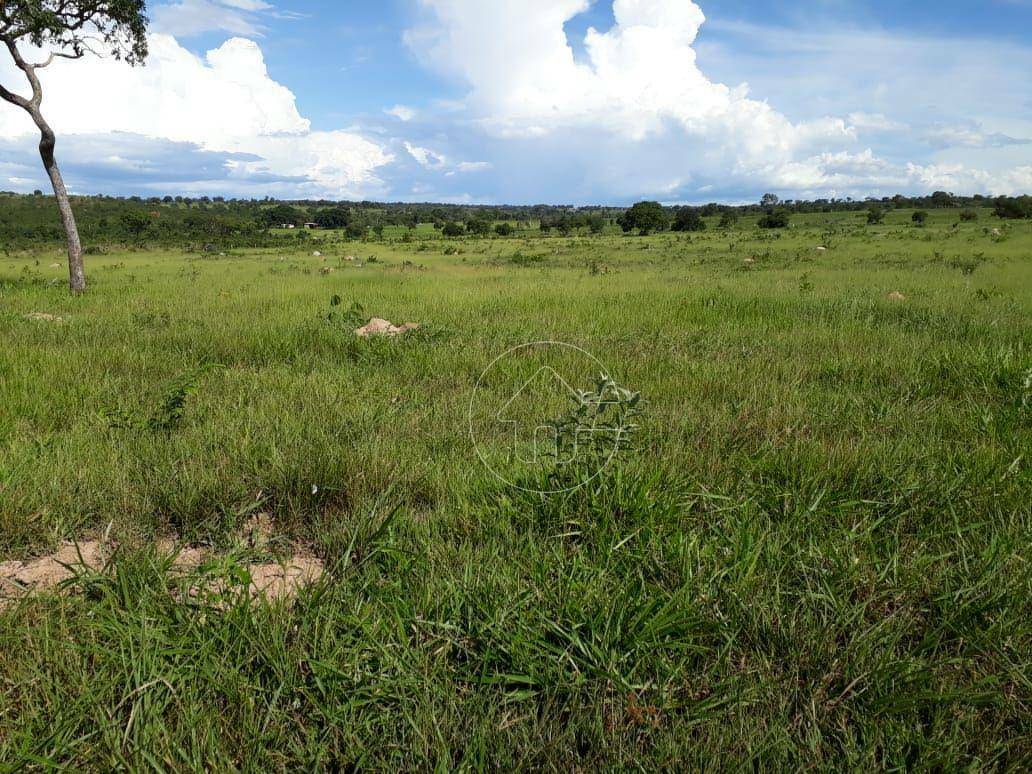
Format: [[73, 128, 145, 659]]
[[1, 209, 1030, 768]]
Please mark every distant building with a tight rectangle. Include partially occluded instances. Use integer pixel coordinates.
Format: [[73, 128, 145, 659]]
[[303, 222, 319, 229], [280, 223, 296, 229]]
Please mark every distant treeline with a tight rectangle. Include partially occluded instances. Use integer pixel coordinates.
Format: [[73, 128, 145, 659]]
[[0, 189, 1028, 249]]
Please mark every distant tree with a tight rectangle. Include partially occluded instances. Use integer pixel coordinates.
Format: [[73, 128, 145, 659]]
[[0, 0, 144, 294], [466, 218, 492, 236], [619, 201, 668, 235], [345, 223, 366, 239], [494, 222, 515, 236], [930, 191, 955, 208], [718, 211, 739, 229], [993, 196, 1031, 220], [760, 193, 781, 208], [442, 221, 465, 237], [959, 209, 978, 222], [586, 214, 606, 235], [671, 207, 706, 232], [313, 208, 348, 229], [757, 209, 790, 229], [32, 188, 42, 196], [263, 204, 301, 228], [120, 210, 150, 240], [866, 207, 885, 225], [912, 210, 928, 225]]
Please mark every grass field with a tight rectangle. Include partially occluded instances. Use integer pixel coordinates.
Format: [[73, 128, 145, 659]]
[[1, 209, 1030, 768]]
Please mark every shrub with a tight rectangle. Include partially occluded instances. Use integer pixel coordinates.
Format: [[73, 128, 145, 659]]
[[442, 222, 465, 237], [912, 211, 928, 225], [619, 201, 669, 235], [494, 223, 515, 237], [866, 208, 886, 225], [994, 196, 1032, 220], [757, 209, 790, 229], [959, 209, 979, 222], [671, 207, 706, 232], [718, 211, 738, 229]]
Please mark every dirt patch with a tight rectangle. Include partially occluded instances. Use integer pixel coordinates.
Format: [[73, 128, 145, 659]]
[[2, 531, 323, 608], [1, 541, 107, 597]]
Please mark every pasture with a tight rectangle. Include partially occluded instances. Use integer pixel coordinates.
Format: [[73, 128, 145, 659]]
[[1, 209, 1029, 768]]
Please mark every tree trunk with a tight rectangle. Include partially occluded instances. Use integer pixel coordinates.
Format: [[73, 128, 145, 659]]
[[37, 121, 85, 293]]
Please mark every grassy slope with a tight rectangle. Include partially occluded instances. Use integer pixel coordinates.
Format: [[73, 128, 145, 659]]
[[0, 209, 1029, 768]]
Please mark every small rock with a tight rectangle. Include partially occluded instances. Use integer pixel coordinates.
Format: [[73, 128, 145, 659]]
[[312, 251, 322, 257], [816, 246, 827, 252], [888, 291, 906, 302], [743, 257, 756, 265], [343, 255, 357, 262], [50, 262, 62, 268], [319, 266, 334, 274], [355, 318, 420, 337]]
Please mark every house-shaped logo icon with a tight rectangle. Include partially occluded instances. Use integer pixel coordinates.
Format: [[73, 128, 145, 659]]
[[496, 366, 581, 464]]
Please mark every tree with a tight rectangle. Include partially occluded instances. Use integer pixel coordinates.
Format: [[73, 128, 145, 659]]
[[466, 218, 492, 236], [760, 193, 781, 208], [912, 211, 928, 225], [585, 214, 605, 235], [120, 210, 150, 240], [262, 203, 301, 228], [930, 191, 955, 209], [993, 196, 1031, 220], [494, 222, 514, 236], [671, 207, 706, 232], [866, 207, 885, 225], [314, 207, 349, 230], [619, 201, 668, 235], [0, 1, 148, 293], [442, 221, 465, 237], [718, 211, 738, 229], [757, 209, 790, 229]]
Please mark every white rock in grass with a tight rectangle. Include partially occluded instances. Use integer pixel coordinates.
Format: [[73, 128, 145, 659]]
[[24, 311, 66, 323], [355, 318, 420, 337]]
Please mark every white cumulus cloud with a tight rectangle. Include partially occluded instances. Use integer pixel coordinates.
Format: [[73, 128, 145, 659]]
[[404, 0, 1030, 201], [0, 34, 392, 198]]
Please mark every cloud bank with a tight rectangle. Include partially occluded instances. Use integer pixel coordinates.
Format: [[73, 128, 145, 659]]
[[0, 0, 1028, 203], [0, 34, 392, 198]]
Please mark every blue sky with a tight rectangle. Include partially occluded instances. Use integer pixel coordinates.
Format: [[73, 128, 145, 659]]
[[0, 0, 1030, 204]]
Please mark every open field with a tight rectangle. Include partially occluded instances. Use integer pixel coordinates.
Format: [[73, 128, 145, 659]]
[[1, 209, 1030, 768]]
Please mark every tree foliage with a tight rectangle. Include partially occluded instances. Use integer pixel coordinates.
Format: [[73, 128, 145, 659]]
[[993, 196, 1031, 220], [619, 201, 668, 236], [671, 207, 706, 232], [0, 1, 148, 64], [757, 209, 790, 229]]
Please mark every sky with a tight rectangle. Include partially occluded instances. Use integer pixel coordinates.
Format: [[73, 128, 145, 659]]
[[0, 0, 1030, 205]]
